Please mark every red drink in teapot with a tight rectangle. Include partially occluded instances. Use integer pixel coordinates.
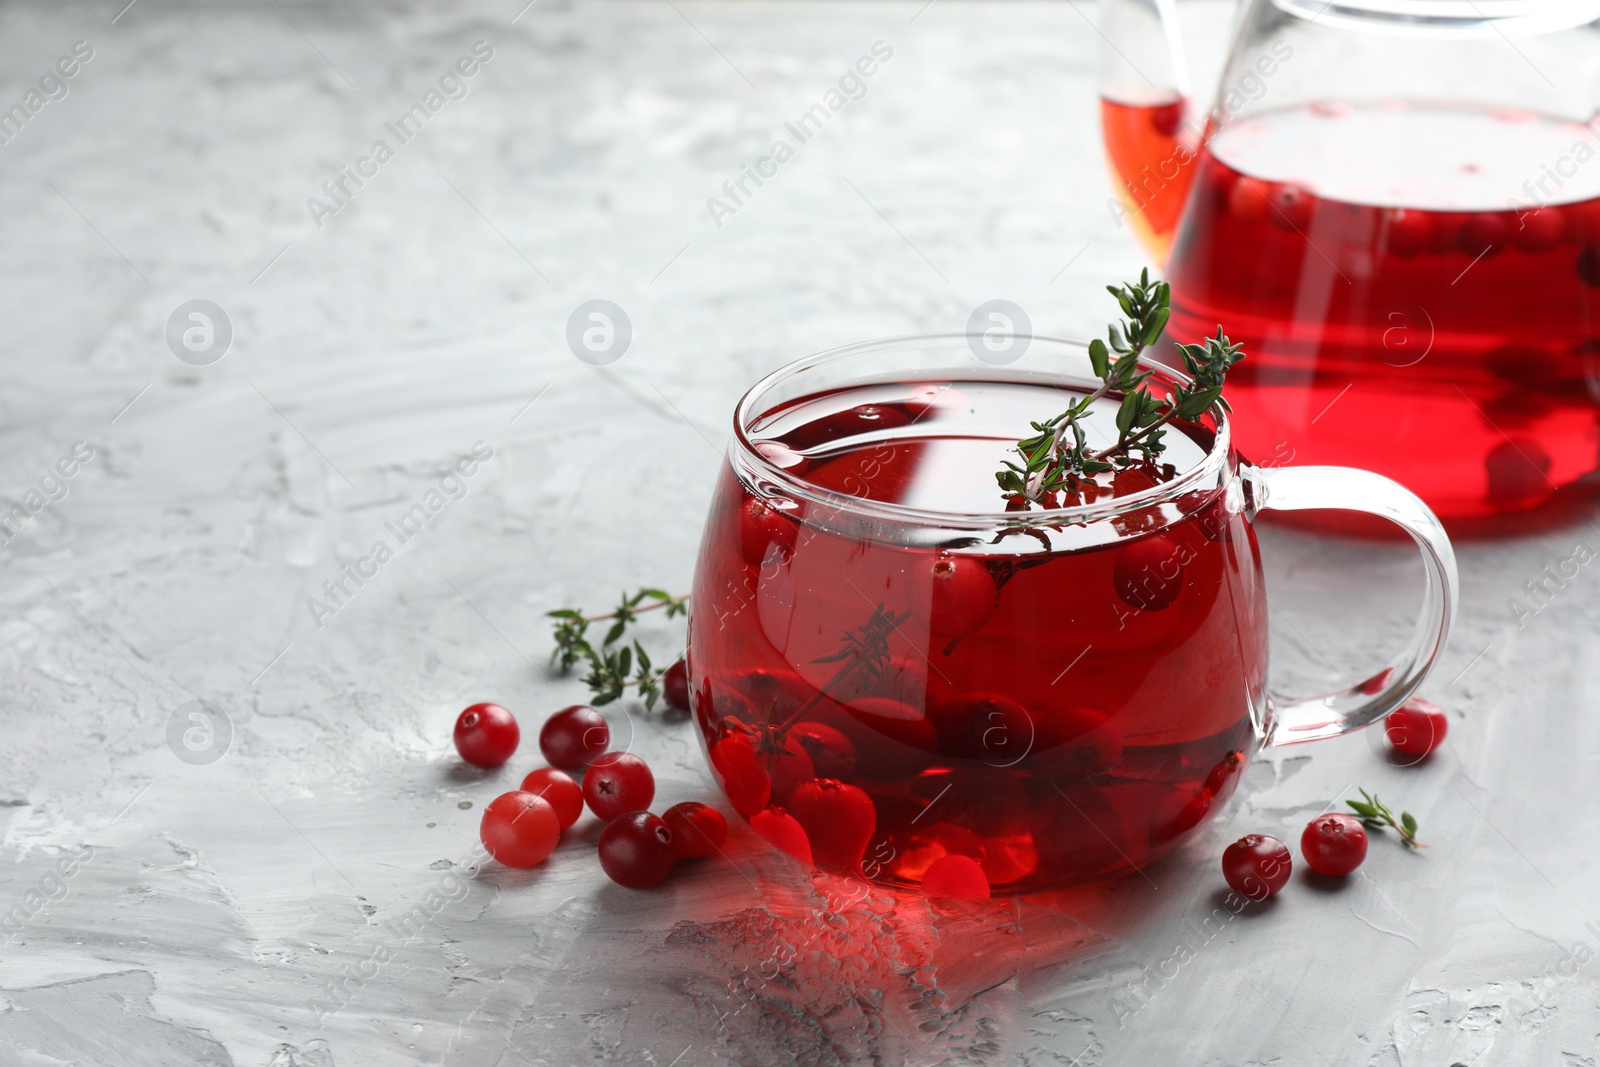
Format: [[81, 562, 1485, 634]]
[[1164, 102, 1600, 524], [1097, 0, 1600, 525]]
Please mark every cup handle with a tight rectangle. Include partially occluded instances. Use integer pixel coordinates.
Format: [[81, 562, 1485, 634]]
[[1243, 464, 1459, 748]]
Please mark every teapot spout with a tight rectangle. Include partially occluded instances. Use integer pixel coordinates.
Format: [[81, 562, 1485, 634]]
[[1098, 0, 1201, 263]]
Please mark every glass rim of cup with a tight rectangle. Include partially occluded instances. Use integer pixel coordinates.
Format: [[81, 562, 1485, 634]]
[[731, 332, 1235, 533]]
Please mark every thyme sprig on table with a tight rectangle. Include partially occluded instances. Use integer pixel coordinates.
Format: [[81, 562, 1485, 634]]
[[1348, 789, 1427, 850], [547, 588, 688, 708], [995, 270, 1246, 506]]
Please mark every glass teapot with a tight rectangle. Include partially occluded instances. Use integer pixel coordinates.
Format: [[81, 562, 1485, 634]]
[[1098, 0, 1600, 525]]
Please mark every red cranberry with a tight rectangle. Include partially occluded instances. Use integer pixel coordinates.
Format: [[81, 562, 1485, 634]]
[[1152, 785, 1213, 846], [765, 734, 817, 803], [539, 706, 610, 770], [1573, 199, 1600, 242], [1386, 697, 1448, 758], [1514, 207, 1566, 253], [1429, 211, 1466, 253], [920, 854, 990, 900], [1301, 813, 1368, 876], [788, 779, 876, 870], [519, 767, 584, 829], [1383, 208, 1432, 257], [1114, 533, 1185, 612], [453, 703, 519, 768], [736, 497, 798, 567], [1202, 749, 1245, 798], [1031, 703, 1122, 777], [789, 721, 858, 779], [1268, 183, 1313, 231], [662, 659, 690, 712], [960, 693, 1034, 763], [914, 554, 996, 639], [1228, 176, 1271, 223], [479, 791, 560, 868], [1578, 245, 1600, 288], [1221, 834, 1292, 899], [709, 734, 771, 816], [749, 807, 813, 865], [662, 801, 728, 859], [1485, 438, 1553, 505], [1460, 211, 1511, 255], [598, 811, 676, 888], [582, 752, 655, 821]]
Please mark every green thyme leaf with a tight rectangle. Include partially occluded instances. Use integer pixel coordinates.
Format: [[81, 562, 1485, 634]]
[[993, 273, 1246, 508], [1346, 790, 1427, 849]]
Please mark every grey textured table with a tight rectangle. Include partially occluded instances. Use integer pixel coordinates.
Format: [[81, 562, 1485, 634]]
[[2, 1, 1596, 1064]]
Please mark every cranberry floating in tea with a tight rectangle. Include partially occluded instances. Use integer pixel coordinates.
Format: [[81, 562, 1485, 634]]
[[1098, 0, 1600, 524], [687, 277, 1458, 892]]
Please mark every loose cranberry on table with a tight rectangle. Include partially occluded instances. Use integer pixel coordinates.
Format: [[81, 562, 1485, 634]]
[[662, 801, 728, 859], [479, 791, 561, 868], [1385, 697, 1448, 758], [598, 812, 677, 888], [1221, 834, 1292, 899], [1302, 813, 1368, 877], [582, 752, 656, 821], [662, 659, 690, 713], [453, 703, 519, 768], [520, 767, 584, 830], [539, 705, 610, 770]]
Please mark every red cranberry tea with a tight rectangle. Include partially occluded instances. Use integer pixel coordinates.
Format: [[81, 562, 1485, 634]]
[[1163, 101, 1600, 523], [689, 380, 1268, 893]]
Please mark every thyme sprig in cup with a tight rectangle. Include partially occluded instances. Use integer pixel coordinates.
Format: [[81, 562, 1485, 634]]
[[996, 270, 1246, 505]]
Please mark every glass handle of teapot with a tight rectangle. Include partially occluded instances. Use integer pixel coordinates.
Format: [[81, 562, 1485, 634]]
[[1243, 464, 1459, 747]]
